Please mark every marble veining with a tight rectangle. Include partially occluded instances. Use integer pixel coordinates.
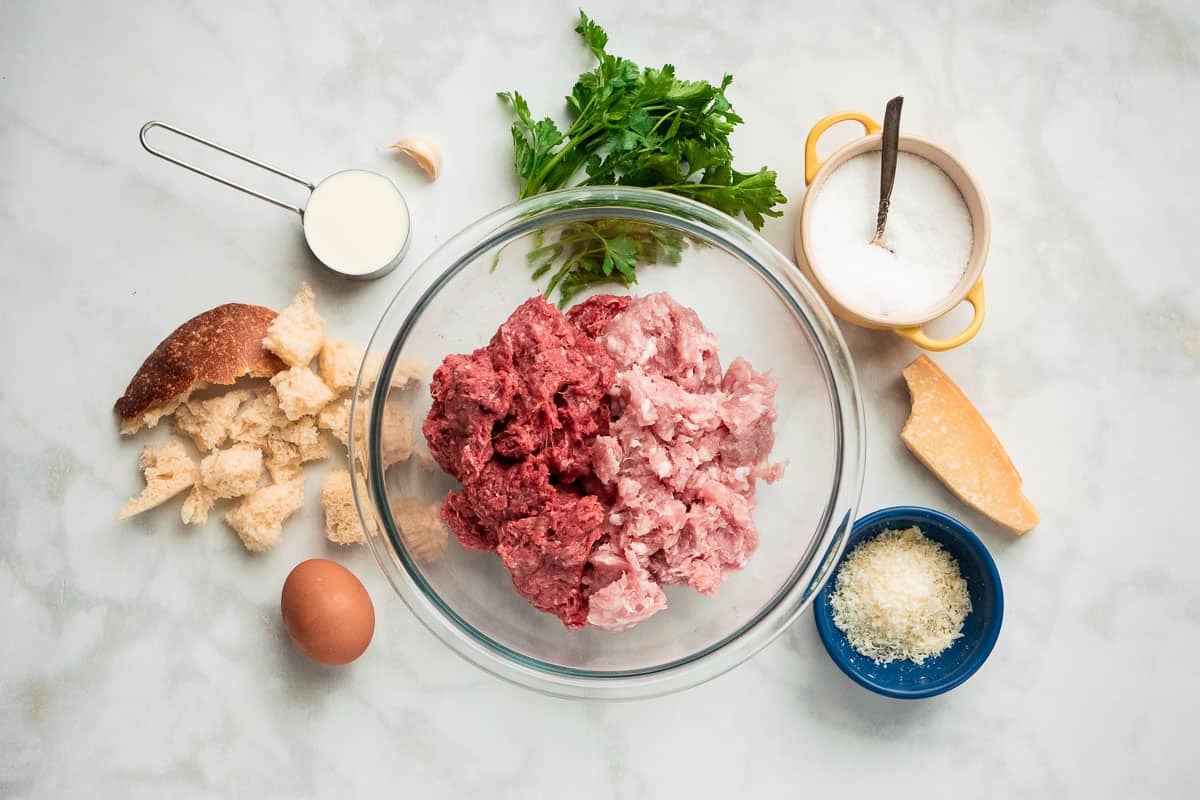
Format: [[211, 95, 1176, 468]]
[[1, 0, 1197, 797]]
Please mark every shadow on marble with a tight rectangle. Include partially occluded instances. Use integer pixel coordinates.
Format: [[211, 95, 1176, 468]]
[[271, 616, 352, 697]]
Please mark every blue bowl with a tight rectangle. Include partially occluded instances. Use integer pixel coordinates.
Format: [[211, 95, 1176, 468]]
[[814, 506, 1004, 699]]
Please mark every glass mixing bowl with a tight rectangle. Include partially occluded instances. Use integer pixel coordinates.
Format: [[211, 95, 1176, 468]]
[[349, 187, 864, 699]]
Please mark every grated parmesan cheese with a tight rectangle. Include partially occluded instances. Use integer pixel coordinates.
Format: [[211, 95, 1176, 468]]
[[830, 526, 972, 665]]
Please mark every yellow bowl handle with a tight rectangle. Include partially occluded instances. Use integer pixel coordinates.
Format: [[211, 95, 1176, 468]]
[[894, 279, 987, 352], [804, 111, 882, 184]]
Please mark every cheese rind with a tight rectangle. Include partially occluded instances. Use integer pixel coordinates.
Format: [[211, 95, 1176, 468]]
[[900, 355, 1039, 534]]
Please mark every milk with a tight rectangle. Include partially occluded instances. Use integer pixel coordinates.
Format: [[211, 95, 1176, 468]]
[[302, 170, 410, 277]]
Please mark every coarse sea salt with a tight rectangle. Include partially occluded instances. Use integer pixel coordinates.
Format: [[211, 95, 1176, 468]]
[[808, 151, 973, 319]]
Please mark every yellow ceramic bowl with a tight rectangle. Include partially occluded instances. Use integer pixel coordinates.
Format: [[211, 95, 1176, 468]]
[[794, 111, 991, 352]]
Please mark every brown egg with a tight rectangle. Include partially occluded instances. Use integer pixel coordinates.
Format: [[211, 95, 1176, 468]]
[[281, 559, 375, 665]]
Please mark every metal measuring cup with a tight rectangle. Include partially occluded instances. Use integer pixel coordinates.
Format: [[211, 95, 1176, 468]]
[[139, 121, 411, 280]]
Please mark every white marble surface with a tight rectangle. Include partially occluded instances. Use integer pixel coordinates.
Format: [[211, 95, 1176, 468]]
[[2, 0, 1198, 796]]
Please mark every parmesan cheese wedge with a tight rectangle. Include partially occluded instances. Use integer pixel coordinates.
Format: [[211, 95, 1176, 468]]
[[900, 355, 1039, 534]]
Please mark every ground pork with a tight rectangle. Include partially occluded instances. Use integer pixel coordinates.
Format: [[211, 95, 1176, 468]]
[[585, 293, 782, 630]]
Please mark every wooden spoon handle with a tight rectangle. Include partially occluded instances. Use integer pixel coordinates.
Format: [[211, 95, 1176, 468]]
[[875, 96, 904, 241]]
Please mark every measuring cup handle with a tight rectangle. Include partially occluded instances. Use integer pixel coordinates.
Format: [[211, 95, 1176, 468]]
[[804, 111, 882, 185], [139, 121, 314, 215], [894, 280, 987, 352]]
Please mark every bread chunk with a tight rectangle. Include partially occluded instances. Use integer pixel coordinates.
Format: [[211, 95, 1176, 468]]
[[320, 399, 411, 465], [181, 444, 265, 525], [317, 398, 351, 446], [180, 485, 215, 525], [230, 391, 290, 447], [321, 469, 365, 545], [262, 283, 325, 367], [264, 417, 328, 482], [271, 367, 335, 421], [379, 404, 414, 467], [361, 353, 427, 392], [116, 304, 284, 434], [225, 479, 304, 551], [391, 497, 448, 562], [117, 438, 198, 519], [201, 444, 264, 497], [173, 390, 249, 452], [318, 340, 365, 394], [387, 355, 427, 390]]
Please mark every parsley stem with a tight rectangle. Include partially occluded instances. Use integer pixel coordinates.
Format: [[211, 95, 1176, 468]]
[[523, 124, 605, 196], [651, 182, 753, 192]]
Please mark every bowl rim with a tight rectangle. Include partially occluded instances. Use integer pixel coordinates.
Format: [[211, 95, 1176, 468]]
[[813, 505, 1005, 699], [350, 186, 866, 699]]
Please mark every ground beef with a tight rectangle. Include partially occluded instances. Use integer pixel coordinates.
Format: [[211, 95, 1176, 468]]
[[567, 294, 630, 339], [424, 292, 781, 632], [423, 296, 615, 627]]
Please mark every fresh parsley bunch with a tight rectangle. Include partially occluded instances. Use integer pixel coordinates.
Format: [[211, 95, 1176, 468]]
[[499, 11, 786, 303]]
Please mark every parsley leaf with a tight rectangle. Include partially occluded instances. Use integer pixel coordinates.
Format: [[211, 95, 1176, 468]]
[[499, 10, 786, 303]]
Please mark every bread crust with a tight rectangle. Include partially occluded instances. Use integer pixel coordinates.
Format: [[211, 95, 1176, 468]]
[[115, 303, 286, 429]]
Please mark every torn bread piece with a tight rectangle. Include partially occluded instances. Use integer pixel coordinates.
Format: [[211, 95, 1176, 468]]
[[379, 404, 414, 467], [230, 391, 290, 447], [901, 355, 1039, 534], [173, 390, 250, 452], [117, 438, 198, 519], [318, 340, 365, 394], [391, 497, 448, 562], [412, 450, 439, 473], [271, 367, 335, 421], [262, 455, 303, 485], [361, 353, 427, 393], [262, 282, 325, 368], [271, 417, 327, 459], [317, 398, 351, 446], [321, 469, 365, 545], [317, 342, 427, 399], [180, 486, 215, 526], [264, 417, 328, 483], [181, 444, 265, 525], [115, 304, 285, 434], [202, 444, 264, 496], [225, 478, 304, 552], [327, 399, 412, 465], [387, 355, 427, 390]]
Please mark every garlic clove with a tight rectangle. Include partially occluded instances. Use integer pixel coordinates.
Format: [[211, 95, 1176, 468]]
[[388, 138, 442, 181]]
